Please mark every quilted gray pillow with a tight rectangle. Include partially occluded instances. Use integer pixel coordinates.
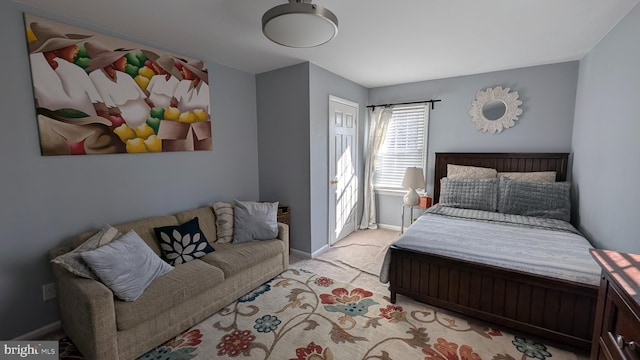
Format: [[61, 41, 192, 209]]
[[81, 230, 173, 301], [498, 176, 571, 222], [440, 177, 498, 212], [233, 200, 279, 243]]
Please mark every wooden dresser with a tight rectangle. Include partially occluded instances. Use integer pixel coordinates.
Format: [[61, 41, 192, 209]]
[[590, 249, 640, 360]]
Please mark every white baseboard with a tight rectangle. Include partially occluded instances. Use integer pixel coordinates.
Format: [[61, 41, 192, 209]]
[[377, 223, 401, 231], [290, 244, 330, 259], [311, 244, 329, 258], [12, 321, 61, 340], [290, 248, 312, 259]]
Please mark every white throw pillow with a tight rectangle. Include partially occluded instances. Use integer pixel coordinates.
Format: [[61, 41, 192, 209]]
[[212, 201, 234, 243], [497, 171, 556, 182], [81, 230, 173, 302], [51, 225, 120, 279], [447, 164, 497, 179]]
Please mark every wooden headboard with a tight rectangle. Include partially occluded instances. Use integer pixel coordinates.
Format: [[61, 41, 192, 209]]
[[433, 152, 569, 203]]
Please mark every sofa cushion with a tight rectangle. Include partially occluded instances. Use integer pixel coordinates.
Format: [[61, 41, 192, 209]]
[[201, 239, 285, 277], [233, 200, 279, 243], [51, 225, 121, 279], [114, 259, 225, 330], [81, 230, 174, 302], [154, 217, 215, 265], [174, 207, 217, 247]]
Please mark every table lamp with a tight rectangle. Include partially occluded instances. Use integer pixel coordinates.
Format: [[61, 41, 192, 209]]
[[402, 167, 425, 206]]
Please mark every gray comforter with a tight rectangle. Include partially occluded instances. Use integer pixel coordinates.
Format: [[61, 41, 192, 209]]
[[379, 205, 601, 286]]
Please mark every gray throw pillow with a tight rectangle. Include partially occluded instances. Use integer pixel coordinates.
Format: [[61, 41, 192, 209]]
[[498, 176, 571, 222], [233, 200, 279, 243], [440, 177, 498, 212], [50, 225, 121, 279], [81, 230, 173, 302]]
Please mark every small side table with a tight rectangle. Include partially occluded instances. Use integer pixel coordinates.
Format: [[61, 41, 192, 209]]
[[400, 205, 419, 234], [277, 205, 290, 226]]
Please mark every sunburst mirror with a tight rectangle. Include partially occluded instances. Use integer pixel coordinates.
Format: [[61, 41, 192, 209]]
[[468, 86, 523, 133]]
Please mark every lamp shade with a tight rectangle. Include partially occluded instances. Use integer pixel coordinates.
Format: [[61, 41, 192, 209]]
[[262, 0, 338, 48], [401, 167, 424, 206], [402, 167, 425, 190]]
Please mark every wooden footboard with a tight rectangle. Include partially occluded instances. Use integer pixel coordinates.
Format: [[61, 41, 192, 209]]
[[388, 246, 599, 351]]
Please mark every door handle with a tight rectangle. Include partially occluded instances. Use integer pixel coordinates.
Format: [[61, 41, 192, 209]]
[[330, 179, 338, 184]]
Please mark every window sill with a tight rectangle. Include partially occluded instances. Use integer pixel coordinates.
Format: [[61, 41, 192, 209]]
[[374, 188, 405, 196], [375, 188, 430, 198]]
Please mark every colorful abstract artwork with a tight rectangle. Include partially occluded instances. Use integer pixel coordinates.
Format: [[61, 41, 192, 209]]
[[24, 13, 212, 156]]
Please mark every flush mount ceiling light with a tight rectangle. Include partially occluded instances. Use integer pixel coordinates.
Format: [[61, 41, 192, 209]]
[[262, 0, 338, 48]]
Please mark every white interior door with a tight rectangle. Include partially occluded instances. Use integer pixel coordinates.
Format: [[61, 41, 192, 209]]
[[329, 96, 358, 245]]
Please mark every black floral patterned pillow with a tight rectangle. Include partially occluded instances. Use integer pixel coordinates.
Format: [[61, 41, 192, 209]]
[[153, 217, 214, 265]]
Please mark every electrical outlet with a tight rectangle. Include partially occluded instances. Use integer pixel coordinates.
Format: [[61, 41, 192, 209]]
[[42, 283, 56, 301]]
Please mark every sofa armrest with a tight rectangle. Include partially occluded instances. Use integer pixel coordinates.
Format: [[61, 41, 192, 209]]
[[277, 223, 289, 269], [52, 263, 119, 360]]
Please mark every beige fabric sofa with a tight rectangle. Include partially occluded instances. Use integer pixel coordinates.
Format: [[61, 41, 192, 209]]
[[49, 205, 289, 360]]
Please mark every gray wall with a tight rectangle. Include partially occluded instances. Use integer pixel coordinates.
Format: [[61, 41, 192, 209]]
[[256, 63, 367, 255], [309, 64, 367, 254], [256, 63, 311, 253], [572, 3, 640, 253], [370, 62, 579, 226], [0, 2, 260, 339]]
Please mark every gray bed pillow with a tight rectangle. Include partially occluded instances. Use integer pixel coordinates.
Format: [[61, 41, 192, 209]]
[[233, 200, 279, 243], [498, 176, 571, 222], [81, 230, 173, 302], [439, 177, 498, 212]]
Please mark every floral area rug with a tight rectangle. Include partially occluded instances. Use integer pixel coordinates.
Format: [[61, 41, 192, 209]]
[[59, 267, 582, 360]]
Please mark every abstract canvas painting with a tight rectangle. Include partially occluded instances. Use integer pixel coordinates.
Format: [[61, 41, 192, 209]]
[[24, 13, 212, 156]]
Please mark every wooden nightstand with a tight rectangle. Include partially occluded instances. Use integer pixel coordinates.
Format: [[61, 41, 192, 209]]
[[590, 249, 640, 360]]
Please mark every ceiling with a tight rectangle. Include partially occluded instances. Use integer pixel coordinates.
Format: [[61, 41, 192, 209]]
[[14, 0, 640, 88]]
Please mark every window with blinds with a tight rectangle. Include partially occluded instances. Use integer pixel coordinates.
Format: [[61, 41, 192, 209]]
[[374, 104, 428, 190]]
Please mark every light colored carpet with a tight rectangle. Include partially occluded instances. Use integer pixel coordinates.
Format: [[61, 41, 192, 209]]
[[289, 228, 589, 360], [290, 228, 400, 296], [133, 267, 584, 359]]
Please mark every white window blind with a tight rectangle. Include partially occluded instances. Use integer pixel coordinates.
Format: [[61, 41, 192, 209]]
[[374, 104, 428, 189]]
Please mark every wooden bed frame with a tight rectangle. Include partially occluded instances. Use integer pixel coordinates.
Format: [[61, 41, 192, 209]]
[[388, 152, 598, 351]]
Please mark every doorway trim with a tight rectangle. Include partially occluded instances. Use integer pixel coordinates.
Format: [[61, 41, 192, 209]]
[[328, 95, 359, 246]]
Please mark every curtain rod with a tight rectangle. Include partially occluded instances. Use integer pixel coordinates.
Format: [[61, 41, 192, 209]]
[[366, 99, 441, 110]]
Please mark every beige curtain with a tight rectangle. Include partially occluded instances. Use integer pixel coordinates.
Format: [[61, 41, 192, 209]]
[[359, 106, 393, 229]]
